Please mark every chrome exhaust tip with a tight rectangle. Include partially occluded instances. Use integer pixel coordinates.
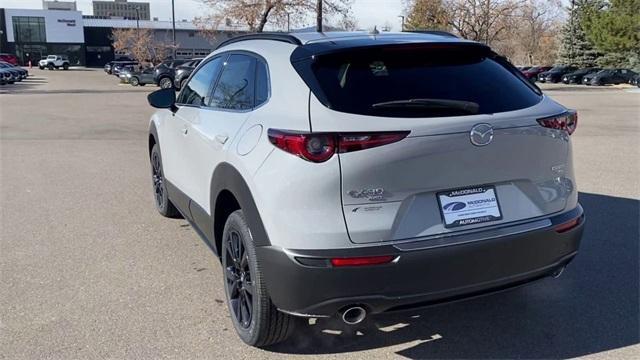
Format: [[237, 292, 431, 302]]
[[552, 266, 566, 279], [341, 306, 367, 325]]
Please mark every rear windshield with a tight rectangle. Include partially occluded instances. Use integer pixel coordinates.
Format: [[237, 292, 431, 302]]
[[302, 45, 542, 118]]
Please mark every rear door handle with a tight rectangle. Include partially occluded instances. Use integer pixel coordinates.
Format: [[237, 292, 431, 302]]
[[215, 134, 229, 144]]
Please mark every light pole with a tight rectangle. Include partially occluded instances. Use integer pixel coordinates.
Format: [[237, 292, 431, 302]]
[[171, 0, 176, 58], [135, 6, 140, 32], [287, 12, 290, 32], [316, 0, 323, 32], [398, 15, 405, 32]]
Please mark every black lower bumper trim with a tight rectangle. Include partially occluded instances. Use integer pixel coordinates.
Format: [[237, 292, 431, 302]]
[[257, 205, 584, 317]]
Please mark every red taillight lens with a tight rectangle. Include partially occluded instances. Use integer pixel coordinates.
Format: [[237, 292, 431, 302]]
[[268, 130, 336, 163], [330, 255, 396, 267], [554, 217, 581, 233], [537, 110, 578, 135], [338, 132, 410, 153], [268, 129, 409, 163]]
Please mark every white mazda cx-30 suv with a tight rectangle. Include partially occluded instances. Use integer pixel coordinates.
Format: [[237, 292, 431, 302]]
[[147, 32, 584, 347]]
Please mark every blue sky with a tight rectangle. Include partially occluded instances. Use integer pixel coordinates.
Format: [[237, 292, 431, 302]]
[[0, 0, 405, 30]]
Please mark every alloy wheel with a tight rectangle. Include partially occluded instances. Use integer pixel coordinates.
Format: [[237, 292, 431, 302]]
[[151, 152, 165, 209], [225, 230, 254, 329]]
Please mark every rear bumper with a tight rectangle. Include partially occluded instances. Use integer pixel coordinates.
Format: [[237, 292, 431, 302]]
[[258, 205, 584, 317]]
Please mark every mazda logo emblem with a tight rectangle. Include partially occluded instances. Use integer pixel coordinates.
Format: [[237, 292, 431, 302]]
[[470, 123, 494, 146]]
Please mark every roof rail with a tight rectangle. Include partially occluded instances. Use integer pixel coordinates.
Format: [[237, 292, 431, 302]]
[[215, 33, 302, 50], [404, 30, 458, 38]]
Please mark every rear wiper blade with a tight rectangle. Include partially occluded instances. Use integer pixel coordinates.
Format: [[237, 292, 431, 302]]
[[371, 98, 480, 114]]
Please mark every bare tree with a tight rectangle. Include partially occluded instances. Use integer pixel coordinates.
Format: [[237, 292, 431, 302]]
[[403, 0, 450, 31], [195, 0, 353, 35], [111, 28, 176, 65], [514, 0, 562, 65]]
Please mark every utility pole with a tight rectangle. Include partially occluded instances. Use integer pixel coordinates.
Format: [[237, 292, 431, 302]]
[[171, 0, 176, 58], [316, 0, 323, 33], [398, 15, 405, 32], [287, 12, 290, 32]]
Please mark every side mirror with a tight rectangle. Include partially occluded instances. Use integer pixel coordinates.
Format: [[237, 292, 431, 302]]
[[147, 88, 177, 113]]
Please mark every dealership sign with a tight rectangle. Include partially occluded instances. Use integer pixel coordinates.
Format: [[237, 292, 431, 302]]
[[57, 19, 77, 27], [4, 9, 84, 43]]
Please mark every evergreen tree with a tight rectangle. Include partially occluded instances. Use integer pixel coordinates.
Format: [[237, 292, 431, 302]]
[[583, 0, 640, 69], [556, 0, 603, 67]]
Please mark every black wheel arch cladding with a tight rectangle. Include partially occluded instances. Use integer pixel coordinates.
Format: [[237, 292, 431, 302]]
[[211, 163, 271, 255]]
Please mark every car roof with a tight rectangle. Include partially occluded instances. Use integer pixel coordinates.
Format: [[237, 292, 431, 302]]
[[212, 31, 483, 64]]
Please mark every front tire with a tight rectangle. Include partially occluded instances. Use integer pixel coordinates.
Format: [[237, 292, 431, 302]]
[[63, 63, 69, 70], [130, 77, 140, 86], [159, 77, 173, 89], [47, 64, 54, 70], [150, 144, 180, 218], [222, 210, 297, 347]]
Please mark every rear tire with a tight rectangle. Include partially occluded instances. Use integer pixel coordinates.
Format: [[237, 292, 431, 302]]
[[222, 210, 297, 347], [150, 144, 180, 218]]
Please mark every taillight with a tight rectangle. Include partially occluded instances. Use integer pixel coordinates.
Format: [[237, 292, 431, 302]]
[[554, 217, 582, 233], [537, 110, 578, 135], [330, 255, 396, 267], [267, 130, 336, 163], [268, 129, 409, 163]]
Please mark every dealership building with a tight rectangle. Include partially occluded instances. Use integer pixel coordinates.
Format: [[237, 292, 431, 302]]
[[0, 7, 239, 67]]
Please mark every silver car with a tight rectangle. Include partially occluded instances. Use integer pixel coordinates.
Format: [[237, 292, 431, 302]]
[[146, 32, 584, 347]]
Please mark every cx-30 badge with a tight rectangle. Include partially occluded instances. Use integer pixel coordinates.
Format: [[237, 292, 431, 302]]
[[470, 123, 494, 146]]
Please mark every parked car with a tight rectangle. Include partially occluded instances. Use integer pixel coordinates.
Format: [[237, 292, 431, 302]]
[[0, 53, 19, 65], [0, 62, 29, 81], [521, 66, 552, 81], [173, 58, 204, 89], [146, 32, 584, 347], [105, 60, 138, 75], [538, 65, 577, 83], [0, 61, 28, 79], [584, 68, 638, 85], [153, 59, 190, 89], [122, 67, 155, 86], [0, 68, 18, 84], [111, 62, 139, 76], [562, 67, 600, 84], [0, 67, 23, 83], [39, 55, 70, 70]]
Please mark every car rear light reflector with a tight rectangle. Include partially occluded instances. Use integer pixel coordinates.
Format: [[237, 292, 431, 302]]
[[554, 217, 581, 233], [537, 110, 578, 135], [330, 255, 396, 267], [268, 129, 409, 163]]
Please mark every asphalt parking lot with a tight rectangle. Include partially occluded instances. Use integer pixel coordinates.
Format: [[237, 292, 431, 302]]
[[1, 68, 638, 359]]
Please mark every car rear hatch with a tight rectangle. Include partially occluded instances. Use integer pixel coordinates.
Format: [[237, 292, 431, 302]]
[[296, 41, 575, 244]]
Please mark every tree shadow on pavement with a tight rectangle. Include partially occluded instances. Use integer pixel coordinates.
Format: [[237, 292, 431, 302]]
[[268, 192, 639, 358]]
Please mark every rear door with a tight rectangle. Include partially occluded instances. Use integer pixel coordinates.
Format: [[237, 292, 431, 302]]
[[305, 44, 574, 243], [162, 56, 226, 210], [182, 53, 262, 214]]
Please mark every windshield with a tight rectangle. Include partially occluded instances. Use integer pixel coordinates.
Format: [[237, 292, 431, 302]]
[[302, 45, 542, 118], [47, 55, 56, 59]]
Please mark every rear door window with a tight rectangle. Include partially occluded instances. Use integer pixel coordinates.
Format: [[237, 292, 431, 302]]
[[209, 54, 256, 110], [176, 56, 224, 106], [302, 45, 542, 118]]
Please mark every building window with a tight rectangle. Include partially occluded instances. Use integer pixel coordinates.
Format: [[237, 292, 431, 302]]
[[12, 16, 46, 43]]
